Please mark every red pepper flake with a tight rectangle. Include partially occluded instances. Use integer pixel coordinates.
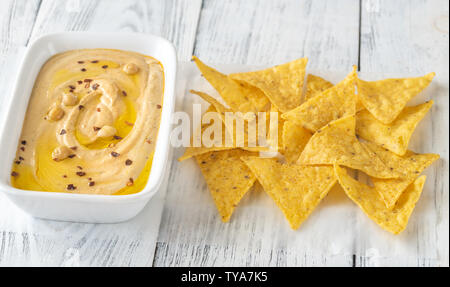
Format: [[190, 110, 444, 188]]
[[81, 68, 87, 72], [124, 121, 134, 126], [91, 60, 99, 63], [92, 83, 99, 90], [122, 91, 127, 97], [11, 171, 19, 177], [113, 135, 122, 140], [70, 146, 77, 150], [156, 104, 162, 109], [68, 154, 76, 158], [111, 151, 120, 157], [93, 126, 101, 132], [84, 79, 92, 83], [96, 107, 101, 112], [76, 171, 86, 177], [102, 65, 108, 69], [89, 181, 95, 187], [67, 184, 76, 190], [60, 129, 67, 135], [14, 160, 21, 164], [77, 61, 84, 64], [77, 166, 83, 170], [70, 89, 75, 93], [63, 175, 67, 178], [146, 139, 152, 144], [88, 177, 92, 181], [18, 156, 24, 161], [68, 85, 76, 90], [127, 177, 134, 186], [125, 159, 133, 166], [78, 105, 85, 110], [77, 80, 83, 84], [21, 140, 27, 145], [20, 147, 25, 151], [84, 83, 90, 89]]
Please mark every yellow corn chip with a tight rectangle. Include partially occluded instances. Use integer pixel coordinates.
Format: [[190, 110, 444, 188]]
[[179, 106, 233, 161], [193, 56, 269, 112], [281, 120, 313, 163], [334, 164, 426, 234], [298, 115, 401, 178], [363, 141, 439, 209], [229, 58, 308, 112], [356, 101, 433, 156], [242, 157, 336, 229], [196, 149, 257, 222], [356, 72, 435, 124], [281, 66, 357, 132], [191, 90, 268, 152], [303, 74, 333, 102]]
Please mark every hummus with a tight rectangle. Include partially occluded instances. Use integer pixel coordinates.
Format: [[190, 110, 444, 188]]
[[11, 49, 164, 195]]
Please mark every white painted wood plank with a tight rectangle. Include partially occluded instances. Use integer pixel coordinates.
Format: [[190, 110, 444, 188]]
[[358, 0, 449, 267], [29, 0, 202, 61], [0, 0, 201, 266], [0, 0, 41, 123], [193, 0, 360, 69], [155, 0, 361, 267]]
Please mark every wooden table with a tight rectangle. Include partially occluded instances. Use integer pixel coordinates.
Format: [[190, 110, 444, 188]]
[[0, 0, 448, 267]]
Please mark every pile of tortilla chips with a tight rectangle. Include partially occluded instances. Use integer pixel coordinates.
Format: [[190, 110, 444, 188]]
[[179, 56, 439, 235]]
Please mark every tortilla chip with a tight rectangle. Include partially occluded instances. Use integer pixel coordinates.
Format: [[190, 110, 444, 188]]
[[356, 101, 433, 156], [229, 58, 308, 112], [190, 90, 268, 152], [281, 120, 313, 163], [334, 164, 426, 234], [356, 72, 435, 124], [281, 66, 357, 132], [303, 74, 333, 102], [363, 141, 439, 209], [242, 157, 336, 229], [196, 149, 257, 222], [193, 56, 270, 112], [298, 115, 401, 178], [179, 106, 233, 161]]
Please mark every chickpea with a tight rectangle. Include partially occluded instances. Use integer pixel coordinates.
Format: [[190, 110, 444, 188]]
[[123, 63, 139, 75], [47, 105, 65, 121], [62, 92, 78, 106]]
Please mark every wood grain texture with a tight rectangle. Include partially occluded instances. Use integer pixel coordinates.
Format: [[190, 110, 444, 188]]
[[29, 0, 202, 61], [154, 0, 361, 267], [0, 0, 448, 267], [358, 0, 449, 267], [193, 0, 360, 70], [0, 0, 201, 267]]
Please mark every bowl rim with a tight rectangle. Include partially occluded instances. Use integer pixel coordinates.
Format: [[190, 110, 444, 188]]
[[0, 31, 177, 203]]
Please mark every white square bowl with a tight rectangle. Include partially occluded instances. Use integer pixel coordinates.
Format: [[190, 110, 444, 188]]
[[0, 32, 176, 223]]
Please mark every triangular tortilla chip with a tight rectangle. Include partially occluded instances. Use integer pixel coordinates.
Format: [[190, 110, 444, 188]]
[[356, 101, 433, 156], [356, 72, 435, 124], [281, 66, 357, 132], [298, 115, 401, 178], [192, 56, 270, 112], [196, 149, 257, 222], [242, 157, 336, 229], [281, 120, 313, 163], [334, 164, 426, 234], [363, 141, 439, 209], [229, 58, 308, 112], [303, 74, 334, 102], [179, 106, 233, 161], [190, 90, 268, 152]]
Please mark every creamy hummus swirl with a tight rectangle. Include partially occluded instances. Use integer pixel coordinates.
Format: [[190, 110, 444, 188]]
[[11, 49, 163, 195]]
